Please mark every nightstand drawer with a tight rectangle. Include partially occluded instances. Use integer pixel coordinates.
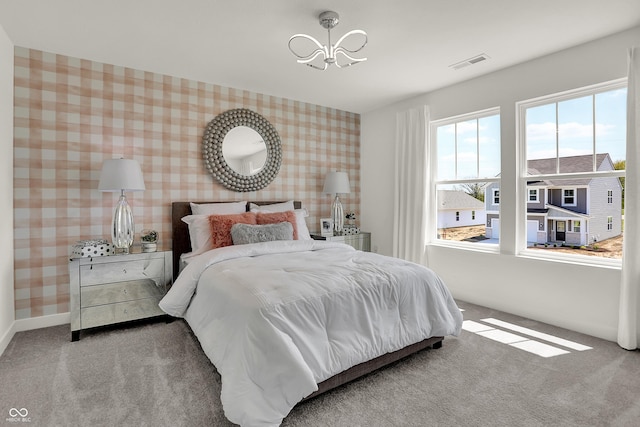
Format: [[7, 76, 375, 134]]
[[81, 279, 165, 308], [80, 298, 165, 329], [80, 258, 165, 286], [69, 248, 172, 341]]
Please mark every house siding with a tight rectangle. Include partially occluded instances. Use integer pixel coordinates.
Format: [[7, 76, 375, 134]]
[[587, 175, 622, 243]]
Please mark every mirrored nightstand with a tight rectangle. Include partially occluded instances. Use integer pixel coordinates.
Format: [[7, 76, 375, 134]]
[[310, 232, 371, 252]]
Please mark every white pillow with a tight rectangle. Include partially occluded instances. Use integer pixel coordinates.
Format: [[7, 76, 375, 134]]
[[249, 204, 311, 241], [293, 209, 312, 240], [191, 201, 247, 215], [249, 200, 295, 213], [181, 214, 214, 255]]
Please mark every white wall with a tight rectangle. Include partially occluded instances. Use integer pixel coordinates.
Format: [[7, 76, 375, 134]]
[[361, 26, 640, 341], [0, 23, 15, 355]]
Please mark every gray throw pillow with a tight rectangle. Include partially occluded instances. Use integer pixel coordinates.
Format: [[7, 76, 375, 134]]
[[231, 222, 294, 245]]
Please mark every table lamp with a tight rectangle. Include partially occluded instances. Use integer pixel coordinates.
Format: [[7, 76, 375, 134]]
[[323, 171, 351, 234], [98, 158, 146, 253]]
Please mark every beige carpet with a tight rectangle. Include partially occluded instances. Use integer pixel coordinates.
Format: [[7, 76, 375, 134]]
[[1, 301, 639, 426]]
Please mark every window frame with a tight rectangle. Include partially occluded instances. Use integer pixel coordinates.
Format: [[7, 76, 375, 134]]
[[562, 188, 577, 207], [607, 190, 613, 204], [528, 188, 539, 203], [430, 107, 501, 250], [493, 189, 500, 205], [517, 78, 626, 267]]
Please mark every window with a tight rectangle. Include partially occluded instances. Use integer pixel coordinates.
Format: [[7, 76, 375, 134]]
[[432, 108, 500, 245], [520, 79, 626, 260], [528, 189, 539, 202], [562, 189, 576, 206]]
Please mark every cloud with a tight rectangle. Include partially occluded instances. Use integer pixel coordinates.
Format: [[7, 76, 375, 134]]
[[527, 121, 616, 141]]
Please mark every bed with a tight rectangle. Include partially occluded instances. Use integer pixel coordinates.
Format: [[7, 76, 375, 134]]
[[161, 201, 463, 426]]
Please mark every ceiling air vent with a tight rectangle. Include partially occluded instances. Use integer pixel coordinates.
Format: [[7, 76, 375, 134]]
[[449, 53, 490, 70]]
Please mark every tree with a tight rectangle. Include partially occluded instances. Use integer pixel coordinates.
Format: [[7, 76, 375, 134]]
[[458, 183, 485, 202], [614, 160, 625, 209]]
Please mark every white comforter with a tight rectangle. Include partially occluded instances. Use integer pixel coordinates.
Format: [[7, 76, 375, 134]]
[[159, 240, 462, 427]]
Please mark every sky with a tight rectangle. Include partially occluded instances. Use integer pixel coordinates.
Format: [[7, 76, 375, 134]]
[[436, 87, 627, 181], [526, 88, 627, 165]]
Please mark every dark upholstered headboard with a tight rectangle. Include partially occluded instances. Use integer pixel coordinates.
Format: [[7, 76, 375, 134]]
[[171, 201, 302, 280]]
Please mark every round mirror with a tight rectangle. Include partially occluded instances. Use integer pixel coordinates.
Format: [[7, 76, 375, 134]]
[[202, 109, 282, 192], [221, 126, 267, 176]]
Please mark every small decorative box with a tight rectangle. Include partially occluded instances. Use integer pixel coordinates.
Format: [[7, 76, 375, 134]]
[[343, 225, 360, 235], [71, 239, 114, 258]]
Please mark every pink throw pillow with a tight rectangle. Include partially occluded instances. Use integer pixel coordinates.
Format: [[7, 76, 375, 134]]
[[256, 211, 298, 240], [208, 212, 257, 249]]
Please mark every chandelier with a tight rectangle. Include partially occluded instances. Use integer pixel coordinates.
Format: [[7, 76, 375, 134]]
[[288, 11, 367, 71]]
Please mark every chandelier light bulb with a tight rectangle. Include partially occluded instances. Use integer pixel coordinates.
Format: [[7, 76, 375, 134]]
[[288, 11, 368, 71]]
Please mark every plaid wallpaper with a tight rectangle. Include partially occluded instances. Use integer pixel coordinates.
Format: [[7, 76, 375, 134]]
[[13, 47, 360, 320]]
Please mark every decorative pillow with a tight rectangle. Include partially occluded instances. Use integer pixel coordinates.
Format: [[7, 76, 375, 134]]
[[249, 200, 295, 213], [231, 222, 294, 245], [191, 201, 247, 215], [251, 204, 312, 241], [293, 210, 312, 240], [256, 211, 298, 240], [181, 215, 214, 255], [209, 212, 257, 249]]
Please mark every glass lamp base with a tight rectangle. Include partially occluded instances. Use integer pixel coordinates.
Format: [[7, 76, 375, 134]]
[[112, 194, 135, 253], [331, 195, 344, 234]]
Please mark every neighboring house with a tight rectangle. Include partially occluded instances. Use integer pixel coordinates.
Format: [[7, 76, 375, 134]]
[[485, 153, 622, 245], [438, 190, 486, 229]]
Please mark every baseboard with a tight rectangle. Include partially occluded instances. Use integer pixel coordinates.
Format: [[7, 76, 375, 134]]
[[0, 322, 16, 357], [13, 312, 70, 333], [0, 313, 70, 357]]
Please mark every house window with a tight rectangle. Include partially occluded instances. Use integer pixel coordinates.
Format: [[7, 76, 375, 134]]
[[493, 189, 500, 205], [528, 189, 539, 202], [563, 189, 576, 206], [519, 79, 626, 261], [433, 108, 500, 245]]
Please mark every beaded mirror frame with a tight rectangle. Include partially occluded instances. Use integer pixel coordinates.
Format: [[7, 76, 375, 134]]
[[202, 108, 282, 192]]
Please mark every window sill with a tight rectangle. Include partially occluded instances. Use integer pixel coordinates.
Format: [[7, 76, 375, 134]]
[[428, 240, 500, 254], [518, 248, 622, 270]]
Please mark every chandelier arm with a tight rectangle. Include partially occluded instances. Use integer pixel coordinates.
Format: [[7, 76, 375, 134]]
[[333, 30, 368, 54], [296, 48, 327, 65], [334, 48, 367, 68], [288, 33, 326, 60], [305, 61, 329, 71]]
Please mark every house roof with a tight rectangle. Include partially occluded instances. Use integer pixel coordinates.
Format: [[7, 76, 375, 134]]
[[527, 153, 612, 186], [438, 190, 485, 210]]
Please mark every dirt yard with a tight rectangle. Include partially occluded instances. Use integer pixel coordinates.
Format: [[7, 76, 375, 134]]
[[438, 225, 623, 259]]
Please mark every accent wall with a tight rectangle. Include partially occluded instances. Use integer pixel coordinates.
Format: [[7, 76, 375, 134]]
[[13, 47, 360, 320]]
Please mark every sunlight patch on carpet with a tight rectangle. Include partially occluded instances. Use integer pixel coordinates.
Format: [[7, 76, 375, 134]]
[[462, 319, 592, 358]]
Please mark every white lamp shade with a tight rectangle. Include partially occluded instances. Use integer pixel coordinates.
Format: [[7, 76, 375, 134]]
[[98, 159, 146, 192], [323, 171, 351, 194]]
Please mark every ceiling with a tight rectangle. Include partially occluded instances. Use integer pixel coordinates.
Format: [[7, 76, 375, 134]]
[[1, 0, 639, 114]]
